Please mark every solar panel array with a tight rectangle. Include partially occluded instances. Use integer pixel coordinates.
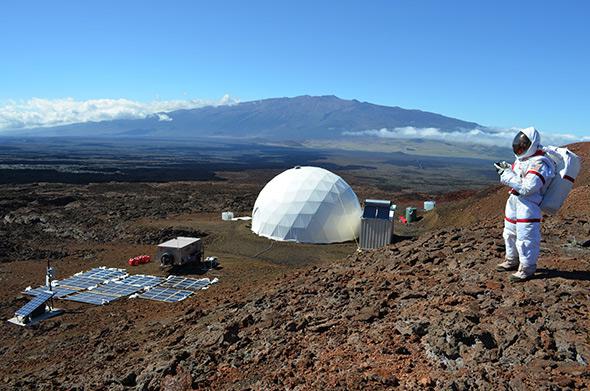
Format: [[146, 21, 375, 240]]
[[64, 291, 119, 305], [16, 290, 54, 317], [56, 267, 126, 290], [19, 267, 215, 307], [25, 286, 79, 298], [118, 274, 163, 288], [78, 267, 127, 281], [91, 283, 141, 297], [57, 276, 104, 290], [160, 276, 211, 291], [139, 287, 192, 303]]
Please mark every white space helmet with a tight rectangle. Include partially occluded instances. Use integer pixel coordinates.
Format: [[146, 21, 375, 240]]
[[512, 127, 541, 159]]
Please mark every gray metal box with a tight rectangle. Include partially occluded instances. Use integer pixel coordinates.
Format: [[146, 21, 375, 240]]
[[360, 199, 394, 250], [157, 237, 203, 267]]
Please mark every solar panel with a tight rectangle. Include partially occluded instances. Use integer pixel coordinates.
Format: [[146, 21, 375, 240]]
[[160, 276, 211, 291], [363, 205, 378, 219], [24, 286, 79, 298], [91, 283, 141, 297], [119, 274, 163, 288], [15, 290, 54, 317], [57, 276, 103, 290], [63, 291, 119, 305], [138, 287, 192, 303], [78, 267, 127, 281]]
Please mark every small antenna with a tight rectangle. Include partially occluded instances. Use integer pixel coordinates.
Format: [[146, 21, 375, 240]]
[[46, 259, 53, 291], [46, 259, 54, 309]]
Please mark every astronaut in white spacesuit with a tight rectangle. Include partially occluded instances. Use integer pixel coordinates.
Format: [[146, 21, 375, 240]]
[[494, 127, 555, 282]]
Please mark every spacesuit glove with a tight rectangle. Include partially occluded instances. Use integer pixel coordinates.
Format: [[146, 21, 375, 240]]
[[494, 161, 511, 175]]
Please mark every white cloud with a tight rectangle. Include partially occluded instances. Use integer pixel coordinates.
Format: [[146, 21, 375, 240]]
[[156, 113, 173, 122], [0, 94, 238, 130], [343, 126, 590, 147]]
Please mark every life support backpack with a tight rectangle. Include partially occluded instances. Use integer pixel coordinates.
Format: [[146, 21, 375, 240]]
[[539, 146, 581, 214]]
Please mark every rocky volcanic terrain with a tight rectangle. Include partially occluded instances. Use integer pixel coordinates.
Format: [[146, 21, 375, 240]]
[[175, 220, 589, 390], [0, 181, 258, 263], [0, 143, 588, 390]]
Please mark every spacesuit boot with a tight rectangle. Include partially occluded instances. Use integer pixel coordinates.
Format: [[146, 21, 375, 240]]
[[496, 258, 519, 272], [509, 264, 536, 282]]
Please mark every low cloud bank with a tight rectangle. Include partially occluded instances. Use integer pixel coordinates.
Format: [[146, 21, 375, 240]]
[[0, 95, 237, 130], [343, 127, 590, 147]]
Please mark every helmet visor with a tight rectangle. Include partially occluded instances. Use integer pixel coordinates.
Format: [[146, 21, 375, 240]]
[[512, 131, 531, 156]]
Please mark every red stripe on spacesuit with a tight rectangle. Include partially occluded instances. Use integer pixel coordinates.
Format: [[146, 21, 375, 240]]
[[564, 175, 575, 183], [505, 217, 541, 224], [532, 150, 545, 157], [526, 170, 545, 185], [509, 189, 520, 196]]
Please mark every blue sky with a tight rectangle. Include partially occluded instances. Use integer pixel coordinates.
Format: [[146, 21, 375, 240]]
[[0, 0, 589, 136]]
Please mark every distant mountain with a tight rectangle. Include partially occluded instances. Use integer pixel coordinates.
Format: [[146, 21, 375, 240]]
[[12, 95, 483, 140]]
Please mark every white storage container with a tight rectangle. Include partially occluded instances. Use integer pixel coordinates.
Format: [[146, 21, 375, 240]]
[[424, 201, 436, 211], [221, 211, 234, 221]]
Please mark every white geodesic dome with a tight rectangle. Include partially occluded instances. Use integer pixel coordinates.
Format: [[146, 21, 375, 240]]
[[251, 166, 362, 243]]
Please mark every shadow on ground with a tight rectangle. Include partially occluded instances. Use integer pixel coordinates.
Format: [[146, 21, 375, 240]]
[[534, 268, 590, 281]]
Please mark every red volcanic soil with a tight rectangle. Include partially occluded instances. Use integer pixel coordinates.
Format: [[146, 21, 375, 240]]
[[0, 144, 588, 390]]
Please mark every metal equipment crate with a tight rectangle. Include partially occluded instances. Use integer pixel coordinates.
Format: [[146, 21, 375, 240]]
[[157, 237, 203, 267], [360, 199, 394, 250]]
